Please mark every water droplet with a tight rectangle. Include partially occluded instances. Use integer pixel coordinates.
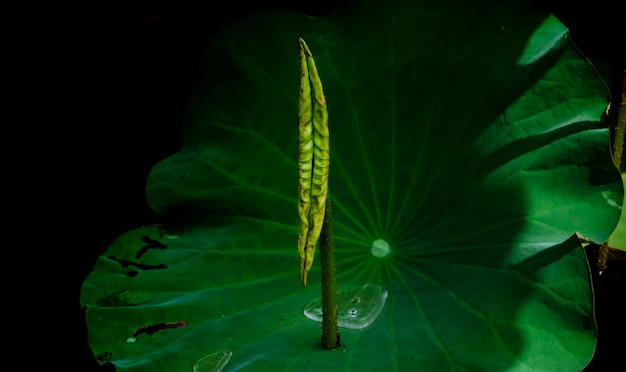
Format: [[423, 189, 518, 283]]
[[371, 239, 390, 257], [126, 337, 136, 343], [601, 189, 622, 210], [193, 349, 232, 372], [303, 284, 388, 330]]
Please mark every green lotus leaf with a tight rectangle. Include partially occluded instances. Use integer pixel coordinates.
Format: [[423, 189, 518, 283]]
[[81, 0, 623, 370]]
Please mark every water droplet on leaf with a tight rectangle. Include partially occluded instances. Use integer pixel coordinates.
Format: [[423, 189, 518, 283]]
[[303, 284, 388, 330], [601, 188, 622, 209], [193, 349, 232, 372], [371, 239, 390, 257]]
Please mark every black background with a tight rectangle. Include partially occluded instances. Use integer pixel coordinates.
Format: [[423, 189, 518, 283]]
[[70, 1, 623, 370]]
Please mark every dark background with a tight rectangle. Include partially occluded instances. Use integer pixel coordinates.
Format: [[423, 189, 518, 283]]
[[73, 1, 623, 370]]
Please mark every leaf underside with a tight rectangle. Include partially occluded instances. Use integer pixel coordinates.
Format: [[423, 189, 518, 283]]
[[81, 0, 623, 371]]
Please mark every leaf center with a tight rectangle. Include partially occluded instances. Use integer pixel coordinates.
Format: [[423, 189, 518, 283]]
[[371, 239, 390, 257]]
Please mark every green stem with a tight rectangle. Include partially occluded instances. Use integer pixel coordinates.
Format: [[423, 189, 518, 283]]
[[596, 241, 609, 273], [600, 61, 625, 272], [609, 65, 625, 170], [319, 197, 339, 349]]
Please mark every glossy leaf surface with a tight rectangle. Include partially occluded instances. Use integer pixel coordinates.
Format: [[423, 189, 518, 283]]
[[81, 0, 623, 370]]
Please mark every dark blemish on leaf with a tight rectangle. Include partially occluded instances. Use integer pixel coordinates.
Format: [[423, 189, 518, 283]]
[[97, 290, 152, 307], [126, 270, 138, 277], [133, 320, 187, 337], [135, 236, 167, 259], [108, 256, 167, 270], [96, 351, 113, 362], [98, 291, 126, 307], [143, 222, 184, 239]]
